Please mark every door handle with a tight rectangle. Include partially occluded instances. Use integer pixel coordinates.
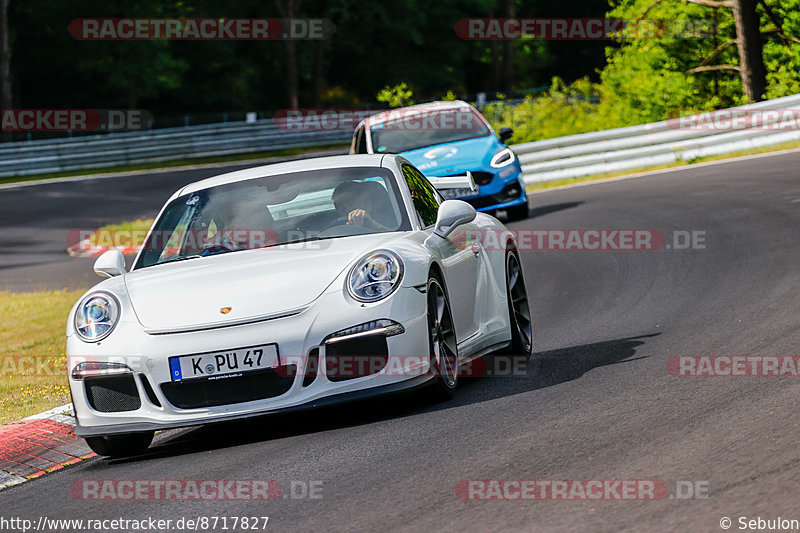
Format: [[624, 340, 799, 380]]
[[470, 241, 481, 256]]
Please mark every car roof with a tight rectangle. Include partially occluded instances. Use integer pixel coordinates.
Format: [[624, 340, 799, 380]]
[[363, 100, 474, 127], [175, 154, 391, 197]]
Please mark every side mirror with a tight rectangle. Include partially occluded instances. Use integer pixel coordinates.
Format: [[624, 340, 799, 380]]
[[94, 249, 127, 278], [434, 200, 477, 238], [498, 127, 514, 143]]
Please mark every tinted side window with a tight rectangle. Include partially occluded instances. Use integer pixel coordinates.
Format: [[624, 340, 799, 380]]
[[357, 128, 368, 153], [350, 126, 363, 154], [401, 164, 439, 227]]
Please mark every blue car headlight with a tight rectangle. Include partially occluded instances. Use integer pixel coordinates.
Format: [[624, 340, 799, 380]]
[[348, 251, 403, 302], [490, 147, 516, 168], [74, 292, 120, 342]]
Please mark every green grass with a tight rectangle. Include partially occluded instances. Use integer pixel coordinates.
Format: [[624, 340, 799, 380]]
[[525, 139, 800, 193], [0, 289, 87, 423], [0, 143, 348, 186]]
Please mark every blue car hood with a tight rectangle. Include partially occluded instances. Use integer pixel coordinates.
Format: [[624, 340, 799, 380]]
[[400, 135, 501, 176]]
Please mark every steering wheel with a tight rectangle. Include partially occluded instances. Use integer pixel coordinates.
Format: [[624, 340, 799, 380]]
[[317, 217, 371, 238], [326, 216, 349, 227]]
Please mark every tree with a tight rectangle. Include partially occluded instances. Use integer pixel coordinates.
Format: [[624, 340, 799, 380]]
[[0, 0, 10, 110], [732, 0, 767, 100], [275, 0, 301, 109], [11, 0, 190, 111], [376, 83, 414, 108], [500, 0, 515, 93], [0, 0, 10, 141], [680, 0, 766, 101], [602, 0, 800, 122]]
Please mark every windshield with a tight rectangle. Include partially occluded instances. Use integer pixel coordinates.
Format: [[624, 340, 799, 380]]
[[370, 108, 491, 153], [134, 166, 410, 269]]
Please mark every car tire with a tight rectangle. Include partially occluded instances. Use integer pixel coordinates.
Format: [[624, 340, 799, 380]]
[[425, 272, 459, 402], [505, 202, 529, 222], [85, 431, 154, 457], [505, 249, 532, 360]]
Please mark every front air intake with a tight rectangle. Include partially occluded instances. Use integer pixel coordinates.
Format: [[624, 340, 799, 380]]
[[325, 336, 389, 382], [160, 367, 296, 409], [85, 374, 141, 413]]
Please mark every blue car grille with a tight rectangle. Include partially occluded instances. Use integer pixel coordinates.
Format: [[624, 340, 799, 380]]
[[464, 181, 523, 210]]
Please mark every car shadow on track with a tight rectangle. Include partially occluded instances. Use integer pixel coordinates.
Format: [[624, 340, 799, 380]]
[[527, 201, 584, 219], [502, 200, 584, 225], [104, 333, 657, 464], [447, 332, 658, 409]]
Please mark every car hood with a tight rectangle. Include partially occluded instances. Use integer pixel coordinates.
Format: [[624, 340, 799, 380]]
[[400, 135, 500, 176], [124, 233, 400, 333]]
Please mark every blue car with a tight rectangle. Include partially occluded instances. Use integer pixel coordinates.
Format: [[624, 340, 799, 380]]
[[349, 100, 529, 221]]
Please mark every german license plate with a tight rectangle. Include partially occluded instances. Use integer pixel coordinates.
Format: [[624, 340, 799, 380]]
[[169, 344, 279, 382], [440, 187, 476, 200]]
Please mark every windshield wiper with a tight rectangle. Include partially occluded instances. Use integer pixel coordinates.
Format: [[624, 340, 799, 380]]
[[155, 236, 329, 263], [160, 254, 202, 265]]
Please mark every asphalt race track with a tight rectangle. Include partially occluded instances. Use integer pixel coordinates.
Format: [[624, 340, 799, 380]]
[[2, 150, 800, 531]]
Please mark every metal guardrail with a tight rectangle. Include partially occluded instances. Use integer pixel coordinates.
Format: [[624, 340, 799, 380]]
[[0, 100, 517, 178], [2, 93, 800, 180], [513, 93, 800, 183], [0, 119, 353, 177]]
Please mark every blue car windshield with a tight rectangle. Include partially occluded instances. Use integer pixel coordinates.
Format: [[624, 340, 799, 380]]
[[370, 108, 491, 153]]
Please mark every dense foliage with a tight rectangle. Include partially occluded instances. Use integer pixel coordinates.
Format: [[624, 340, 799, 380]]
[[5, 0, 800, 138], [488, 0, 800, 142], [7, 0, 605, 122]]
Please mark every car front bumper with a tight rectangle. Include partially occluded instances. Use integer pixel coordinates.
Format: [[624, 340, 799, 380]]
[[68, 286, 433, 437], [461, 167, 528, 213]]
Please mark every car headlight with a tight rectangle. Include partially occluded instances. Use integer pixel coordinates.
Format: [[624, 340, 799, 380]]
[[347, 251, 403, 302], [490, 147, 516, 168], [74, 292, 120, 342]]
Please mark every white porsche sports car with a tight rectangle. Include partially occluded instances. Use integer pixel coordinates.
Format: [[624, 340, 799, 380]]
[[66, 154, 532, 457]]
